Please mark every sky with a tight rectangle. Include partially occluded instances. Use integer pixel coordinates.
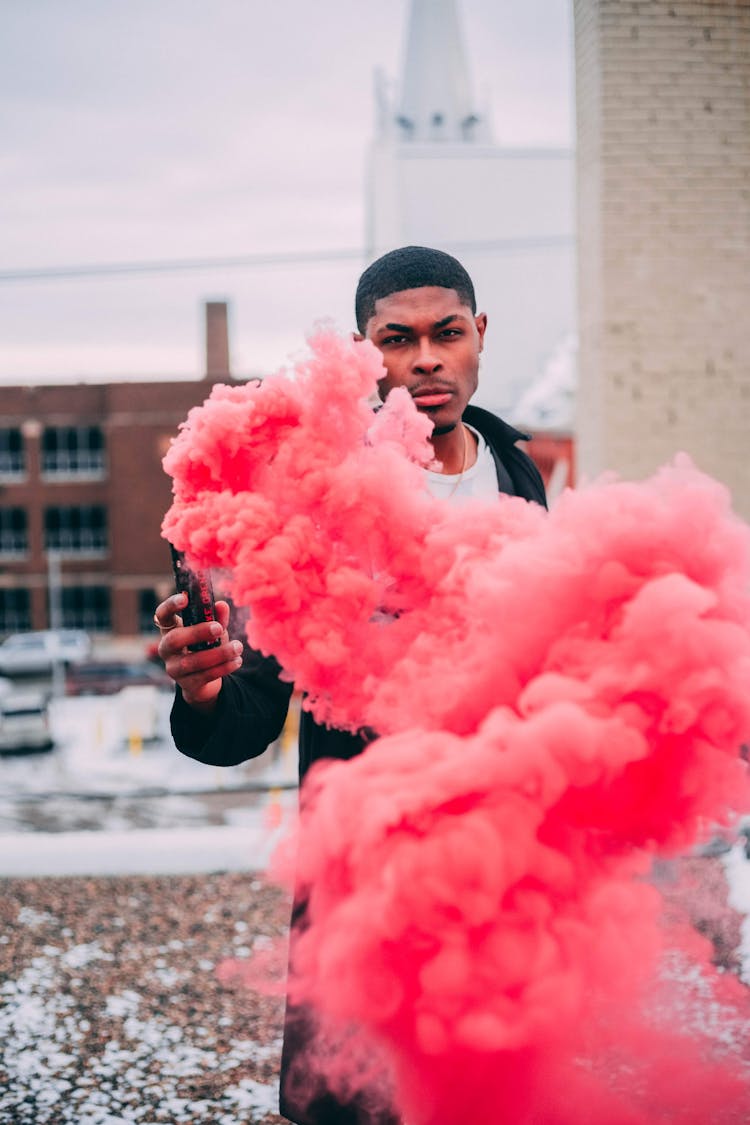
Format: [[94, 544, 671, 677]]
[[0, 0, 574, 383]]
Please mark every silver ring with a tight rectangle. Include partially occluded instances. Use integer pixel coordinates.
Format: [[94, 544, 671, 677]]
[[153, 614, 177, 633]]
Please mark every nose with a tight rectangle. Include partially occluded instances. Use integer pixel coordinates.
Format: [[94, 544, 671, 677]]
[[412, 339, 442, 375]]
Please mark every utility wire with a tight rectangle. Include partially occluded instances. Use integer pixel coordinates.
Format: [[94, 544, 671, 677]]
[[0, 236, 573, 284], [0, 247, 364, 283]]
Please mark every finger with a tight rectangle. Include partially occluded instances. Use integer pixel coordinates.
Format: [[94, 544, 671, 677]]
[[154, 592, 187, 630], [167, 639, 244, 688], [214, 600, 231, 632], [158, 618, 222, 662], [184, 601, 232, 649]]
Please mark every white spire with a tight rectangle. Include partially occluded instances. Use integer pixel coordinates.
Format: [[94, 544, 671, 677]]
[[393, 0, 485, 143]]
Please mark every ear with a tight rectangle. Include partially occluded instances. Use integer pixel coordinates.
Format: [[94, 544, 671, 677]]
[[352, 331, 365, 343], [475, 313, 487, 353]]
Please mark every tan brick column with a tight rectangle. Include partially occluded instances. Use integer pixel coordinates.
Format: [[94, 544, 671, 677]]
[[574, 0, 750, 519]]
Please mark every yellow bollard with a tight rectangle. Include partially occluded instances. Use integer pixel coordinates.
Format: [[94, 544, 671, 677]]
[[128, 730, 143, 756], [265, 786, 283, 828], [94, 711, 105, 749], [280, 692, 301, 760]]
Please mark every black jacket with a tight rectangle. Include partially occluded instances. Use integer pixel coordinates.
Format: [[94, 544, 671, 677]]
[[171, 407, 546, 780]]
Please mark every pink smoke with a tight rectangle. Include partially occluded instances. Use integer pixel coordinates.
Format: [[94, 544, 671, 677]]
[[163, 331, 750, 1123]]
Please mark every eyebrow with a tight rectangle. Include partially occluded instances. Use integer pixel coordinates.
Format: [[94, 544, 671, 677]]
[[379, 314, 462, 334]]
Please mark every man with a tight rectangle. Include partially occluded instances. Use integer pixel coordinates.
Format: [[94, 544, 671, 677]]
[[155, 246, 547, 1124]]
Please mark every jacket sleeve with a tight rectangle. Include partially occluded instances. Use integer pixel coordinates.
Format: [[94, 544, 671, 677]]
[[170, 648, 294, 767], [506, 444, 548, 509]]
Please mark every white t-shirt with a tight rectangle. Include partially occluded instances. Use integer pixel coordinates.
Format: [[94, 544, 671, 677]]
[[424, 426, 500, 505]]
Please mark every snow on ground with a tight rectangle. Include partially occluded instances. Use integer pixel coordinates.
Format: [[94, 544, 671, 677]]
[[0, 689, 296, 800], [0, 817, 295, 879], [0, 687, 299, 874], [0, 871, 288, 1124], [725, 842, 750, 983]]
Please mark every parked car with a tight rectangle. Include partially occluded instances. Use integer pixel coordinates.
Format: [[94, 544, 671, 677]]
[[65, 659, 171, 697], [0, 630, 92, 677], [0, 679, 54, 754]]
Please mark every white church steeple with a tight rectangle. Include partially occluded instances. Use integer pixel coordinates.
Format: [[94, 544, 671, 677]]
[[366, 0, 575, 415], [376, 0, 489, 144]]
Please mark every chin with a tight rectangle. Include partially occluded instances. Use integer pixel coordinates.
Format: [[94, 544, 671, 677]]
[[430, 419, 459, 437]]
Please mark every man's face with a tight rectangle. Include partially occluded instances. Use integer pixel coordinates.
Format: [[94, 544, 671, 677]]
[[361, 286, 487, 433]]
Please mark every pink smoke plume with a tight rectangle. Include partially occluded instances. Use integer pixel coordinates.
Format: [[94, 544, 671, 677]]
[[163, 331, 750, 1123]]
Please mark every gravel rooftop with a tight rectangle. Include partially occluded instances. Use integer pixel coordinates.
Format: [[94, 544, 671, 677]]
[[1, 856, 748, 1125], [1, 872, 290, 1125]]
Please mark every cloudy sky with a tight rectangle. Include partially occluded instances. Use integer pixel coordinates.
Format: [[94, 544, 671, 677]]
[[1, 0, 573, 382]]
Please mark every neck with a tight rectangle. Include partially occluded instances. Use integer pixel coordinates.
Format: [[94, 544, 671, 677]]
[[431, 422, 467, 474]]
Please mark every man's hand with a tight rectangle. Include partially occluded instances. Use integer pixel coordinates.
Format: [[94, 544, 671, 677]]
[[154, 593, 244, 713]]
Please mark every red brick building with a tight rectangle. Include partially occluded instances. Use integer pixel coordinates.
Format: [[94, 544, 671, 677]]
[[524, 431, 576, 501], [0, 303, 236, 637]]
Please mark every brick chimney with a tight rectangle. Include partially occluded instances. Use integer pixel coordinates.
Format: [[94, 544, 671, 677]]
[[204, 300, 231, 379]]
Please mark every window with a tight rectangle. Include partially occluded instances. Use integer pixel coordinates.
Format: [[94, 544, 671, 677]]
[[0, 428, 24, 478], [41, 425, 105, 478], [0, 589, 31, 633], [0, 508, 28, 557], [59, 586, 111, 632], [44, 506, 108, 555], [138, 589, 159, 634]]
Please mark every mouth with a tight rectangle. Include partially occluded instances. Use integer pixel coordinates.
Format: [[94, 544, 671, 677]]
[[411, 387, 454, 409]]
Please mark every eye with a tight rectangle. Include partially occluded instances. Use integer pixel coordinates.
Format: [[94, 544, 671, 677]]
[[438, 328, 461, 338], [381, 334, 408, 346]]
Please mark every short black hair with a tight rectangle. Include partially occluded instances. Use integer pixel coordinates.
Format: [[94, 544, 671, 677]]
[[355, 245, 477, 333]]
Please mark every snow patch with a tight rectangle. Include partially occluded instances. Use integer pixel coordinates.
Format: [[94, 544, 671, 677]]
[[724, 843, 750, 983]]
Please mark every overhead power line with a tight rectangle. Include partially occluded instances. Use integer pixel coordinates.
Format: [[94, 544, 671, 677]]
[[0, 236, 573, 285], [0, 247, 364, 283]]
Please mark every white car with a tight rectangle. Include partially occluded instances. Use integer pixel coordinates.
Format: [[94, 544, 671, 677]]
[[0, 679, 54, 753], [0, 630, 92, 677]]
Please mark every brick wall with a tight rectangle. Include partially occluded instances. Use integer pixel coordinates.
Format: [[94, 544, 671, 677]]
[[0, 378, 231, 635], [574, 0, 750, 518]]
